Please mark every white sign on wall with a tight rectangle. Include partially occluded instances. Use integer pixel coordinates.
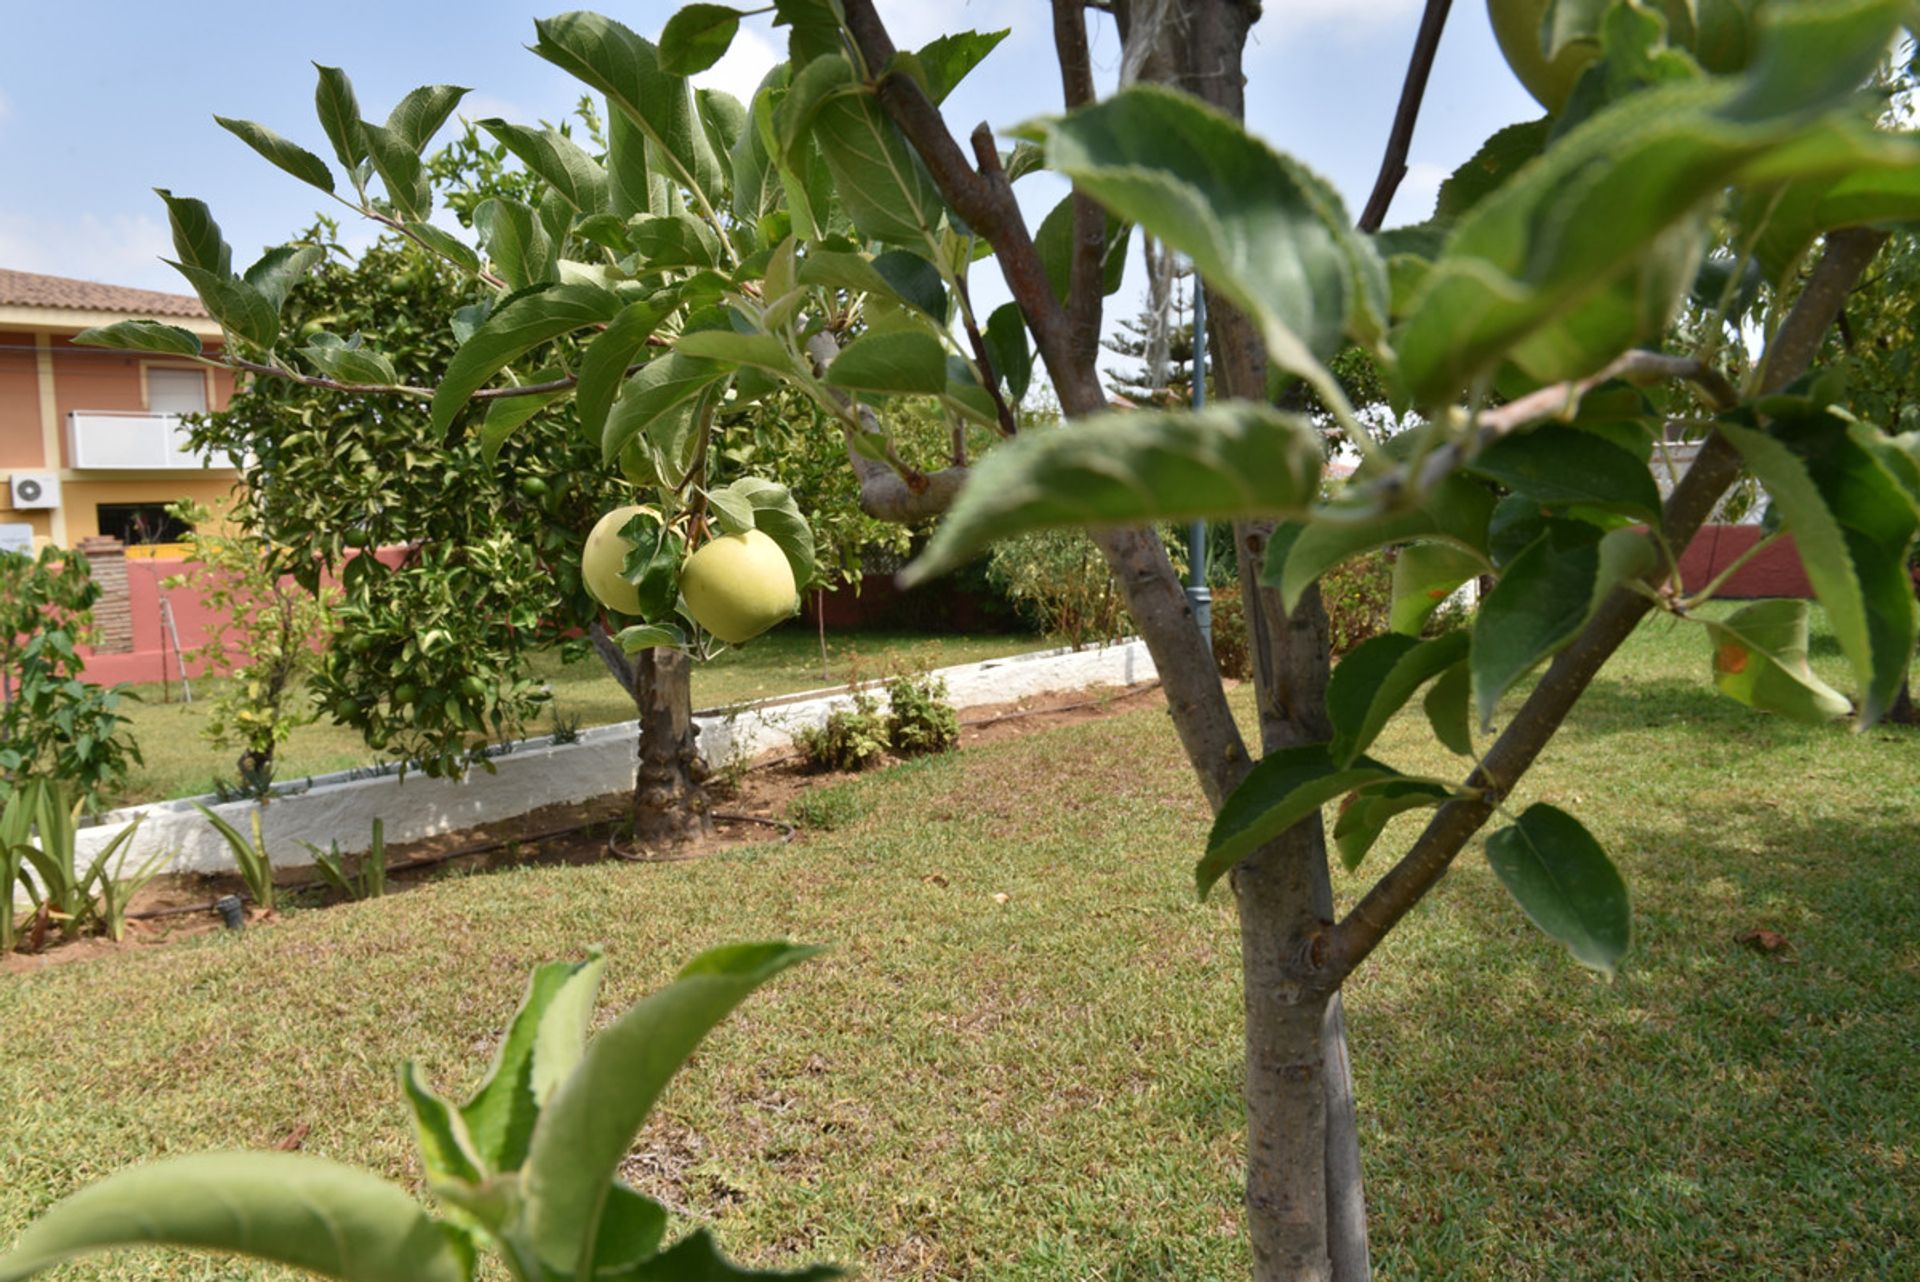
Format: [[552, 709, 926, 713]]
[[0, 524, 34, 556]]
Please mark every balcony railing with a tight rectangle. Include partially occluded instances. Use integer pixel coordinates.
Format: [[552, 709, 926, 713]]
[[66, 412, 237, 471]]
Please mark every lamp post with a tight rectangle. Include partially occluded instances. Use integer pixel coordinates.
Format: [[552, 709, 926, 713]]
[[1185, 277, 1212, 647]]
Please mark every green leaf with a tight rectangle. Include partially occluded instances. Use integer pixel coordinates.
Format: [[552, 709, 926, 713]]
[[1026, 85, 1363, 402], [695, 89, 749, 177], [615, 1228, 841, 1280], [704, 485, 757, 535], [907, 403, 1324, 586], [242, 244, 324, 314], [983, 302, 1032, 402], [476, 198, 556, 294], [1032, 195, 1131, 306], [0, 1152, 466, 1282], [167, 262, 278, 349], [153, 189, 231, 277], [796, 249, 890, 297], [911, 29, 1010, 106], [386, 84, 470, 152], [461, 952, 607, 1174], [300, 336, 397, 386], [590, 1185, 671, 1274], [213, 117, 334, 193], [793, 54, 948, 245], [871, 249, 947, 320], [478, 119, 609, 214], [520, 941, 818, 1276], [1327, 630, 1471, 767], [603, 353, 728, 463], [1269, 473, 1498, 612], [1470, 524, 1600, 729], [1721, 418, 1919, 724], [1433, 119, 1549, 224], [711, 476, 817, 587], [630, 211, 723, 268], [432, 284, 622, 436], [610, 107, 671, 221], [824, 331, 948, 395], [73, 320, 202, 358], [1702, 598, 1851, 724], [615, 622, 689, 652], [577, 300, 677, 444], [1485, 803, 1631, 975], [1200, 744, 1410, 896], [361, 120, 431, 220], [676, 330, 795, 375], [1423, 659, 1475, 757], [1332, 779, 1451, 871], [480, 380, 572, 463], [400, 1062, 485, 1187], [1467, 423, 1662, 520], [313, 64, 367, 172], [407, 222, 484, 276], [531, 13, 725, 212], [618, 512, 685, 621], [661, 4, 743, 75], [1390, 541, 1483, 635]]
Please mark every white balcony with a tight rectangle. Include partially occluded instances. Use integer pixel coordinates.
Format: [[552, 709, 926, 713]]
[[66, 412, 237, 471]]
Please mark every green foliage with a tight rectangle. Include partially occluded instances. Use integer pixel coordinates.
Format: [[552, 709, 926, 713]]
[[306, 818, 388, 901], [1320, 550, 1397, 657], [164, 499, 338, 797], [4, 780, 153, 947], [787, 782, 867, 831], [192, 804, 276, 913], [1209, 584, 1252, 680], [885, 674, 959, 756], [0, 547, 143, 811], [0, 944, 830, 1282], [985, 529, 1131, 652], [794, 690, 891, 773], [1484, 803, 1632, 975]]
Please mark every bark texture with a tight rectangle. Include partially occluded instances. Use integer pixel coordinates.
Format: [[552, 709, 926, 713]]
[[631, 646, 712, 846]]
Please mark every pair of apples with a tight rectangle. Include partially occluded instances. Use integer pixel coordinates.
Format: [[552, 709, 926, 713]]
[[581, 506, 799, 645]]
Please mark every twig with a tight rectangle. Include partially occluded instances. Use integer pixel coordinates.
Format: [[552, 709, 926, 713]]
[[1358, 0, 1455, 234], [1054, 0, 1107, 368]]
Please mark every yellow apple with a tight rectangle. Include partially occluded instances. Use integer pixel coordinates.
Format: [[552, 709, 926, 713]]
[[1487, 0, 1599, 111], [581, 504, 649, 616], [680, 529, 799, 644]]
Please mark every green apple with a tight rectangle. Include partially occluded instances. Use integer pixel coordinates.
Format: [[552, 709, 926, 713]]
[[581, 504, 649, 616], [1487, 0, 1600, 111], [680, 529, 799, 645]]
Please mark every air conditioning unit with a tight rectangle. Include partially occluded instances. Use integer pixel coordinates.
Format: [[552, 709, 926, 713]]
[[8, 472, 59, 510]]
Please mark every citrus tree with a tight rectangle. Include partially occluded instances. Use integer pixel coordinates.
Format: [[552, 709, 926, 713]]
[[69, 2, 1920, 1278]]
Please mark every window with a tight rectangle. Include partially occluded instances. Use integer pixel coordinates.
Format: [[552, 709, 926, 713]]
[[146, 368, 208, 415], [96, 502, 189, 545]]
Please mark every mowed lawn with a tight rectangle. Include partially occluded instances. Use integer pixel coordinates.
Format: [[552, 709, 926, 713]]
[[105, 627, 1046, 806], [4, 607, 1915, 1279]]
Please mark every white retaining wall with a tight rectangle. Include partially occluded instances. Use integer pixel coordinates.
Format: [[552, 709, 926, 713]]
[[68, 639, 1158, 878]]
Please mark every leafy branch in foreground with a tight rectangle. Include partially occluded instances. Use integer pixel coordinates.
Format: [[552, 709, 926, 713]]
[[0, 943, 832, 1282]]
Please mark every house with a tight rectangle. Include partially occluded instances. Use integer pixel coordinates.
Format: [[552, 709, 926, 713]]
[[0, 267, 238, 554]]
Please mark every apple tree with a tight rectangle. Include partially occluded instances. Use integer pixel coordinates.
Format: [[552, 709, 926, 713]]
[[70, 1, 1920, 1278]]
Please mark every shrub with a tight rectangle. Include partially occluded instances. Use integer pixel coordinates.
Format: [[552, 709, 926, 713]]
[[1322, 551, 1394, 655], [986, 528, 1131, 650], [0, 546, 142, 809], [1210, 585, 1252, 680], [886, 673, 959, 756], [794, 690, 891, 772], [165, 498, 337, 797]]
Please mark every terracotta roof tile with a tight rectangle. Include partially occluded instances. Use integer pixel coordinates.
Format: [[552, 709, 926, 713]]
[[0, 267, 208, 319]]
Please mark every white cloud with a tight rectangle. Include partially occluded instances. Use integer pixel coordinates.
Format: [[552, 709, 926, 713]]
[[692, 25, 780, 107], [0, 210, 179, 293], [872, 0, 1028, 52]]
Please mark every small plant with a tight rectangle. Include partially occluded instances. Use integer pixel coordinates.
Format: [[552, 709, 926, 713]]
[[191, 803, 276, 913], [885, 674, 959, 757], [87, 838, 172, 945], [165, 498, 338, 798], [788, 784, 867, 831], [985, 528, 1131, 650], [549, 708, 583, 745], [304, 817, 388, 901], [0, 787, 29, 952], [794, 690, 890, 773], [0, 943, 834, 1282], [0, 546, 143, 810]]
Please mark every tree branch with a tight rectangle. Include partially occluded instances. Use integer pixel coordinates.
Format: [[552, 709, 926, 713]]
[[1358, 0, 1455, 234], [954, 273, 1020, 436], [1321, 228, 1891, 986], [1055, 0, 1108, 369]]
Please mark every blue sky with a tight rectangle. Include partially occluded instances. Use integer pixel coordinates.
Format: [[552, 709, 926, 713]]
[[0, 1, 1539, 343]]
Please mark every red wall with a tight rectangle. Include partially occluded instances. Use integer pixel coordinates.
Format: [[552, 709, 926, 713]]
[[1675, 523, 1814, 599]]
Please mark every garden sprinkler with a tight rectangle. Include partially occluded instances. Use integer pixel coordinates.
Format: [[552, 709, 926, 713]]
[[214, 895, 245, 931]]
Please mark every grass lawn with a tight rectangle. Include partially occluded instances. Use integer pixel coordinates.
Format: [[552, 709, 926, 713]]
[[4, 606, 1915, 1279], [104, 627, 1047, 807]]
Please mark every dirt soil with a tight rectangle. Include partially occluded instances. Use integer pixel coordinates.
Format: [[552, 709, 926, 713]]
[[3, 682, 1168, 975]]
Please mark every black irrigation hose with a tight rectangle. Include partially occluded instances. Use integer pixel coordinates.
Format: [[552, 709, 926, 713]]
[[118, 684, 1160, 923]]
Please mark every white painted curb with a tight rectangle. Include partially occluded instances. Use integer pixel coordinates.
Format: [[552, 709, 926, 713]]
[[64, 639, 1158, 879]]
